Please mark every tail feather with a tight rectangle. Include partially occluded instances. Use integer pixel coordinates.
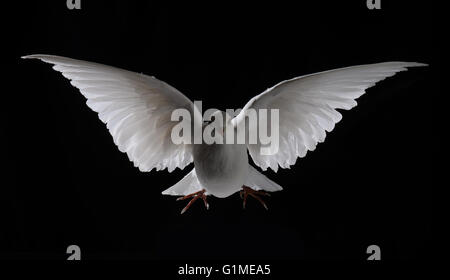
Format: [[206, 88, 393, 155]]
[[161, 168, 202, 196], [245, 165, 283, 192], [162, 165, 283, 196]]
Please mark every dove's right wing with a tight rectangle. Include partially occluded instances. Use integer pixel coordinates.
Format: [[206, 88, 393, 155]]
[[23, 54, 198, 172], [232, 62, 427, 172]]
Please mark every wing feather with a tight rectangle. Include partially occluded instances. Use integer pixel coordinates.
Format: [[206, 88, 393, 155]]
[[233, 62, 427, 172], [23, 54, 197, 172]]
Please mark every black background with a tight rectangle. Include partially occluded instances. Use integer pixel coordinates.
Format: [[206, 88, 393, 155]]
[[2, 0, 435, 262]]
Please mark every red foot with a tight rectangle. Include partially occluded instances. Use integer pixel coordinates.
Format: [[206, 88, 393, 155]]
[[240, 186, 271, 210], [176, 189, 209, 214]]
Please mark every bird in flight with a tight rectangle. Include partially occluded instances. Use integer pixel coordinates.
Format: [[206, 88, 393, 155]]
[[22, 55, 426, 213]]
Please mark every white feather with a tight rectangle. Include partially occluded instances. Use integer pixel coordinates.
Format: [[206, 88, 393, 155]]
[[245, 165, 283, 192], [22, 54, 197, 172], [161, 168, 202, 195], [233, 62, 427, 172]]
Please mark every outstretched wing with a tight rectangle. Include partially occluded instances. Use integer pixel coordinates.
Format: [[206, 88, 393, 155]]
[[232, 62, 427, 172], [23, 54, 197, 172]]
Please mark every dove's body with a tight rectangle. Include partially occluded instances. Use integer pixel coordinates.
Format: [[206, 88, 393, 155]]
[[193, 142, 248, 198]]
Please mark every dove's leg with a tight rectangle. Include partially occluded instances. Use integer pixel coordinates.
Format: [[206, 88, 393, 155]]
[[176, 189, 209, 214], [240, 186, 271, 210]]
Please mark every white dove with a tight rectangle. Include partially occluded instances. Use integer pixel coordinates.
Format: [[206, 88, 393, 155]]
[[22, 55, 426, 213]]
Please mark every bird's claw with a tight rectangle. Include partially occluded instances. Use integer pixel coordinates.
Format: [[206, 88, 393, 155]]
[[177, 189, 209, 214], [240, 186, 270, 210]]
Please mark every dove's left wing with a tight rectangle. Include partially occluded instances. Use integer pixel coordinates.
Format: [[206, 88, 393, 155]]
[[232, 62, 427, 172], [23, 55, 198, 172]]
